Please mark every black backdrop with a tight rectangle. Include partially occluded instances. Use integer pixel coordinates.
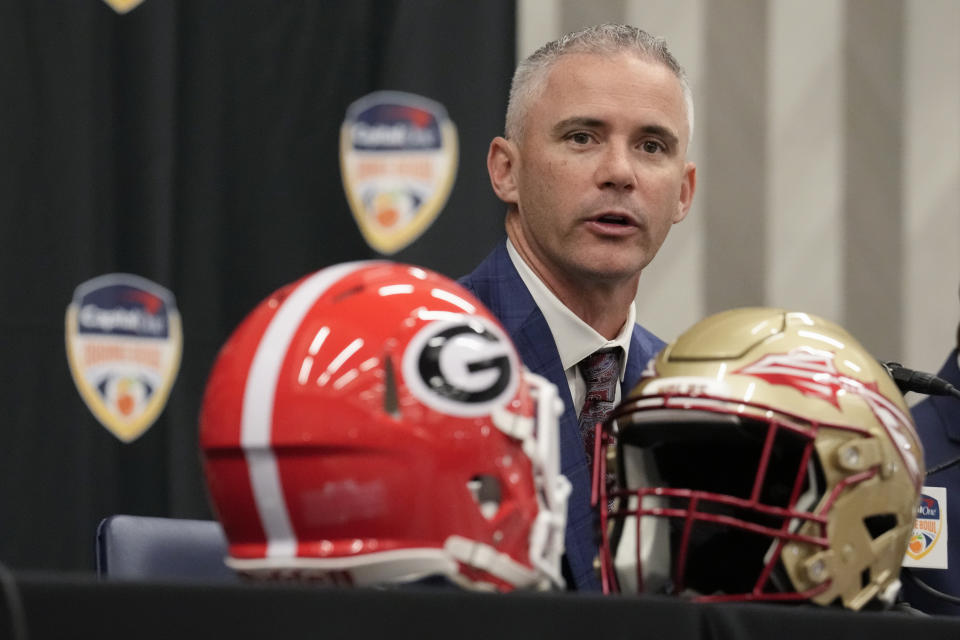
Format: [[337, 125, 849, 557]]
[[0, 0, 515, 571]]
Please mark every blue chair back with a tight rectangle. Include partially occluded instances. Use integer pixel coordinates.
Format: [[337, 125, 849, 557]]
[[95, 514, 237, 581]]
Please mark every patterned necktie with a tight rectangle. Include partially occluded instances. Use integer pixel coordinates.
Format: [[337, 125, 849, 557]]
[[577, 348, 620, 468]]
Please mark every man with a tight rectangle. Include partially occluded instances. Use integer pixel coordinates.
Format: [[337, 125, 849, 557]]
[[901, 306, 960, 615], [459, 24, 696, 591]]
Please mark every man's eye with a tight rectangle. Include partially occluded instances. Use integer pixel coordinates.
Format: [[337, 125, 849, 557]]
[[641, 140, 663, 154], [570, 132, 591, 144]]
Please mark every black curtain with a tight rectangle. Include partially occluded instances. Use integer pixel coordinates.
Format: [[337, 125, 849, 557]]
[[0, 0, 515, 571]]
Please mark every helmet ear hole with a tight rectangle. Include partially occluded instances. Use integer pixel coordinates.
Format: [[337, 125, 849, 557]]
[[467, 475, 502, 520], [863, 513, 898, 540]]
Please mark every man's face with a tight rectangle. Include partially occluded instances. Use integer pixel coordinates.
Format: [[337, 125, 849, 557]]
[[498, 52, 695, 288]]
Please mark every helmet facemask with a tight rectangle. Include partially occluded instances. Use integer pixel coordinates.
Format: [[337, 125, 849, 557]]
[[598, 404, 835, 601]]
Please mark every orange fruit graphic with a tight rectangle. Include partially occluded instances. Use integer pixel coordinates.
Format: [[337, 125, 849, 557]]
[[377, 208, 399, 227], [117, 393, 135, 416]]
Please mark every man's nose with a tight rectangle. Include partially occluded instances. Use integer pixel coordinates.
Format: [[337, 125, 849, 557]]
[[595, 143, 637, 191]]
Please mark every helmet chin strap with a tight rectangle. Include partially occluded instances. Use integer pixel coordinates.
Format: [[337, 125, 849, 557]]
[[444, 536, 548, 590]]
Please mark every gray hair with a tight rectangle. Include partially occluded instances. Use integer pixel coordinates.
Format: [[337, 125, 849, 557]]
[[504, 24, 694, 147]]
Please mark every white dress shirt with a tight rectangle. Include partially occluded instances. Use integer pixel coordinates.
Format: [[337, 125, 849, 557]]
[[505, 239, 635, 417]]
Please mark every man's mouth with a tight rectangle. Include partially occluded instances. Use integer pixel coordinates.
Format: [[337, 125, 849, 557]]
[[588, 210, 641, 227], [594, 213, 632, 226], [584, 212, 640, 237]]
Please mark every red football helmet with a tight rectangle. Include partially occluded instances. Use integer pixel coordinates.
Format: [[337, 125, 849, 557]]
[[200, 261, 570, 591]]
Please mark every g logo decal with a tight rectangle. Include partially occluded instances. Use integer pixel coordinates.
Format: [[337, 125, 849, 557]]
[[403, 317, 519, 417]]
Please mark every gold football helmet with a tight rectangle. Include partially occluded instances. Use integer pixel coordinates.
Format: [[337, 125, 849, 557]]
[[593, 308, 923, 610]]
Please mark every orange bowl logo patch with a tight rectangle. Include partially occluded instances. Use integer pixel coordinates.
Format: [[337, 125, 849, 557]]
[[906, 493, 944, 561], [340, 91, 458, 255], [65, 274, 182, 442]]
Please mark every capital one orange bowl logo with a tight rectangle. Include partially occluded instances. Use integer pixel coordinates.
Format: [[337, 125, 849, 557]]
[[340, 91, 458, 255], [906, 493, 943, 560], [65, 274, 182, 442]]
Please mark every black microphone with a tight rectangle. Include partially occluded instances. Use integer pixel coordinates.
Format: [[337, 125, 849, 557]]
[[881, 361, 960, 399]]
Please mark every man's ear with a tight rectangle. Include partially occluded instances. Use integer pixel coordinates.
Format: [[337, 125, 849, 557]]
[[673, 161, 696, 224], [487, 136, 519, 205]]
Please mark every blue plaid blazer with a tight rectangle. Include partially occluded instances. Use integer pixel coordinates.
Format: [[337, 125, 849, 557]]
[[459, 242, 665, 591]]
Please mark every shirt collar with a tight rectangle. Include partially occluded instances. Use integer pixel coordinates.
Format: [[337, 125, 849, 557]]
[[505, 238, 634, 380]]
